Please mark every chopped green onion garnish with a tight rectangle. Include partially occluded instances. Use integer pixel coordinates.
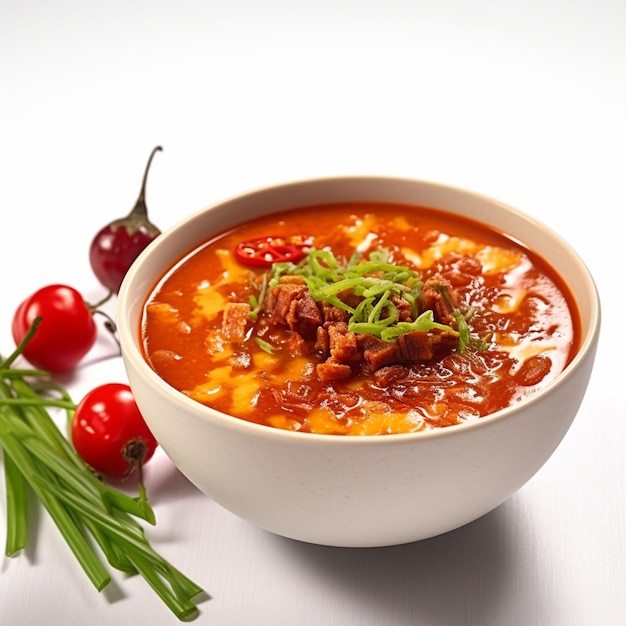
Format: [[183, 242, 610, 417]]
[[255, 337, 274, 354], [253, 247, 483, 353]]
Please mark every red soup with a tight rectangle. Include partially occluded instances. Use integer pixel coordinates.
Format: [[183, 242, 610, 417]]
[[140, 202, 581, 435]]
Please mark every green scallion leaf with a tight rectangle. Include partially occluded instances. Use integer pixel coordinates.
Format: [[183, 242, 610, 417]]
[[255, 337, 274, 354], [0, 319, 206, 619]]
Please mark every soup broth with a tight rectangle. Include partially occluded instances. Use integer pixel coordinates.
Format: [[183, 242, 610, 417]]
[[141, 202, 580, 435]]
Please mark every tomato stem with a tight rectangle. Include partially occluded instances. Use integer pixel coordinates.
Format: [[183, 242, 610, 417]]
[[129, 145, 163, 221], [92, 310, 121, 352], [86, 291, 121, 350], [89, 290, 114, 310]]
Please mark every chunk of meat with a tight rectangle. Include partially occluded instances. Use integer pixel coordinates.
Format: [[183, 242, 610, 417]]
[[372, 365, 409, 387], [418, 275, 461, 326], [221, 302, 251, 343], [320, 302, 350, 323], [263, 282, 323, 340], [315, 326, 330, 354], [361, 331, 436, 371], [286, 291, 323, 340], [316, 358, 353, 382], [327, 322, 362, 365], [263, 283, 309, 324]]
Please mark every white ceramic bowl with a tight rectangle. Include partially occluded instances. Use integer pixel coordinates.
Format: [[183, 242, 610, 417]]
[[117, 177, 600, 548]]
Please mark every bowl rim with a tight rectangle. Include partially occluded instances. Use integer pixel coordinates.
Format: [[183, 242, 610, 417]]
[[117, 174, 602, 447]]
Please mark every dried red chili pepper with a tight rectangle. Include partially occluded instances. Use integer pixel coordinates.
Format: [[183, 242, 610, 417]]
[[234, 235, 312, 267]]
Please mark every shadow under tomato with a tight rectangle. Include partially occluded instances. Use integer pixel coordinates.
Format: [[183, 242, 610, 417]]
[[271, 500, 524, 626]]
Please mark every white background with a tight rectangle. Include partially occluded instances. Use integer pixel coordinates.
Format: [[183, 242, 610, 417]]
[[0, 1, 624, 624]]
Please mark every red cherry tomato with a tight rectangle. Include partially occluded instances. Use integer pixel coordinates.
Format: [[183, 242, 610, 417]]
[[11, 284, 97, 373], [235, 235, 312, 267], [71, 383, 158, 477]]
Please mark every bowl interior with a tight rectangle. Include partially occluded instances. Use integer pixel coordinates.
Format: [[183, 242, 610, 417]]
[[119, 175, 600, 407]]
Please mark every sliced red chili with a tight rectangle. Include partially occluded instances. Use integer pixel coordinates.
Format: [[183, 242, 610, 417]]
[[235, 235, 312, 267]]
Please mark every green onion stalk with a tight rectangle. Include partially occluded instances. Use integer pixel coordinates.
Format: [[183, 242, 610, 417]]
[[0, 317, 206, 621]]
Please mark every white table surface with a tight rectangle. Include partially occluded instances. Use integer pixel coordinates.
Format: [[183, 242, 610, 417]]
[[1, 1, 624, 624]]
